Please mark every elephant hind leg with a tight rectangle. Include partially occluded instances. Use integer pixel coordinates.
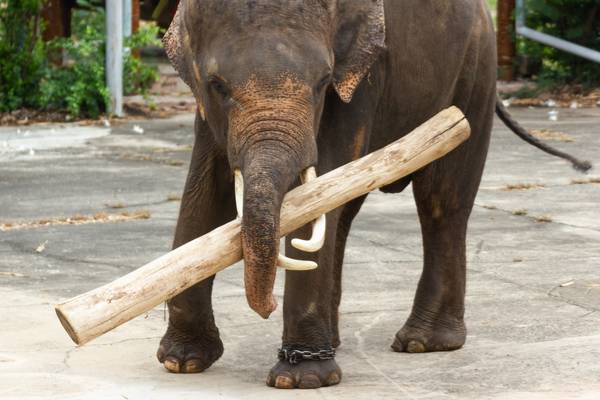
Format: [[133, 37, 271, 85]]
[[392, 102, 493, 354], [391, 199, 470, 353]]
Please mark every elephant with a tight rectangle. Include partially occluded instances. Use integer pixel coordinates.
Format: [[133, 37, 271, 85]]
[[156, 0, 591, 389]]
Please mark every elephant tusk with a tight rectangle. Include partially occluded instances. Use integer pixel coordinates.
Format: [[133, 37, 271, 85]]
[[290, 167, 327, 253], [234, 169, 244, 218], [291, 214, 326, 252], [234, 168, 317, 271], [277, 253, 318, 271]]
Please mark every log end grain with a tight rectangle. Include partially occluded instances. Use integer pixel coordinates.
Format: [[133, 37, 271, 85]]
[[55, 305, 82, 345]]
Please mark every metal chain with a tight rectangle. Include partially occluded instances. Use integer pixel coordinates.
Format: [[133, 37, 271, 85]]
[[278, 348, 336, 365]]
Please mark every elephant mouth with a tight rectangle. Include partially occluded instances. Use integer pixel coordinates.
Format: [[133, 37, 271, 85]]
[[234, 166, 326, 271]]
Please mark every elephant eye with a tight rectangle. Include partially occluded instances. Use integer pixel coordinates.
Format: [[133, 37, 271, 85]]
[[208, 76, 230, 99], [315, 74, 332, 94]]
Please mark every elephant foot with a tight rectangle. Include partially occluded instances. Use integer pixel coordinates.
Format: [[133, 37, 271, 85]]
[[157, 323, 223, 373], [391, 312, 466, 353], [267, 359, 342, 389]]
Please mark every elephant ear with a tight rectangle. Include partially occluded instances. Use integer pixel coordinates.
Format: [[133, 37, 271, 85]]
[[333, 0, 386, 103], [163, 2, 206, 118], [163, 2, 190, 87]]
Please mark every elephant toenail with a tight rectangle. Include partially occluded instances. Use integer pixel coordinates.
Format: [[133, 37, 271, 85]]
[[298, 373, 322, 389], [325, 371, 341, 386], [274, 373, 295, 389], [163, 358, 181, 373], [183, 359, 203, 373], [407, 340, 425, 353], [266, 373, 277, 387], [156, 348, 166, 362], [391, 339, 404, 352]]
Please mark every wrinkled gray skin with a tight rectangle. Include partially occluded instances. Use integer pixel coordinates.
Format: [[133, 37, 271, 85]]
[[157, 0, 496, 389]]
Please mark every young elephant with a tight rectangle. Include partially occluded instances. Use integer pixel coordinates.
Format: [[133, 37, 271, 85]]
[[156, 0, 589, 389]]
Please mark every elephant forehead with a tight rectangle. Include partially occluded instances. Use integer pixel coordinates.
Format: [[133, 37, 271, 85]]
[[201, 30, 333, 87], [187, 0, 333, 29], [183, 0, 334, 63], [232, 75, 312, 103]]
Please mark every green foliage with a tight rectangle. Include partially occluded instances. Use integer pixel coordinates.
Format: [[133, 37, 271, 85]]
[[39, 8, 109, 117], [0, 0, 46, 112], [124, 24, 161, 96], [0, 1, 161, 117], [519, 0, 600, 86]]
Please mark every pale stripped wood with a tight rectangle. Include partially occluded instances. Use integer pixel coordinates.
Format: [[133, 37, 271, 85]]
[[55, 106, 470, 345]]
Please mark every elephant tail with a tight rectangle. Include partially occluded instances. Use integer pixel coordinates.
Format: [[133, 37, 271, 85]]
[[495, 97, 592, 173]]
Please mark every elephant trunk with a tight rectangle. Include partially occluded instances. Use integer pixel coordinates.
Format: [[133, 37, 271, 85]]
[[239, 141, 299, 319]]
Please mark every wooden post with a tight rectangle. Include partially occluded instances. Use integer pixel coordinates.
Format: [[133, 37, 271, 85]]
[[55, 107, 471, 346], [41, 0, 70, 41], [497, 0, 516, 81], [41, 0, 72, 64], [132, 0, 140, 33]]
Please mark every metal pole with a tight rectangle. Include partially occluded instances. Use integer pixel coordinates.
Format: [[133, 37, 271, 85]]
[[106, 0, 124, 117], [123, 0, 132, 38], [515, 0, 525, 27]]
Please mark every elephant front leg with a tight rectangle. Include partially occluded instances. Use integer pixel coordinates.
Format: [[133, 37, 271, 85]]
[[267, 217, 343, 389], [157, 117, 236, 373], [158, 279, 225, 373]]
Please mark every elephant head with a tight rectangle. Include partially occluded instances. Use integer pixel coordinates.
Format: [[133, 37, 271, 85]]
[[164, 0, 385, 319]]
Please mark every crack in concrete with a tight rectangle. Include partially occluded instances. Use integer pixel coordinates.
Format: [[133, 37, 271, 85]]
[[352, 312, 418, 399], [350, 232, 421, 259], [344, 259, 421, 267], [0, 302, 50, 309], [546, 286, 600, 313], [475, 240, 485, 255], [474, 202, 600, 234], [61, 347, 76, 372], [469, 265, 600, 313], [480, 178, 600, 192], [103, 197, 181, 210], [1, 239, 127, 270], [578, 310, 596, 319], [85, 336, 162, 347], [341, 308, 405, 316], [1, 210, 151, 232], [473, 256, 600, 263]]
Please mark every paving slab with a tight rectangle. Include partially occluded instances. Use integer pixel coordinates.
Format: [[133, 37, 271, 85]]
[[1, 108, 599, 399]]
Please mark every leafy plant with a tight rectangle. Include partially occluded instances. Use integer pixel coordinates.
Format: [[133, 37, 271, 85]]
[[124, 23, 161, 96], [39, 8, 109, 117], [0, 0, 46, 112], [519, 0, 600, 86]]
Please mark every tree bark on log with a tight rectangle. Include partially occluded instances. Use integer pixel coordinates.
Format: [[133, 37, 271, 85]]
[[55, 107, 471, 346]]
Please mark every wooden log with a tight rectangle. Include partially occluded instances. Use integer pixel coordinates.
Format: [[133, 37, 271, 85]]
[[55, 107, 470, 345]]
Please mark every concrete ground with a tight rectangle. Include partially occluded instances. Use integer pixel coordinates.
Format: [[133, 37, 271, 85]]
[[1, 107, 599, 399]]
